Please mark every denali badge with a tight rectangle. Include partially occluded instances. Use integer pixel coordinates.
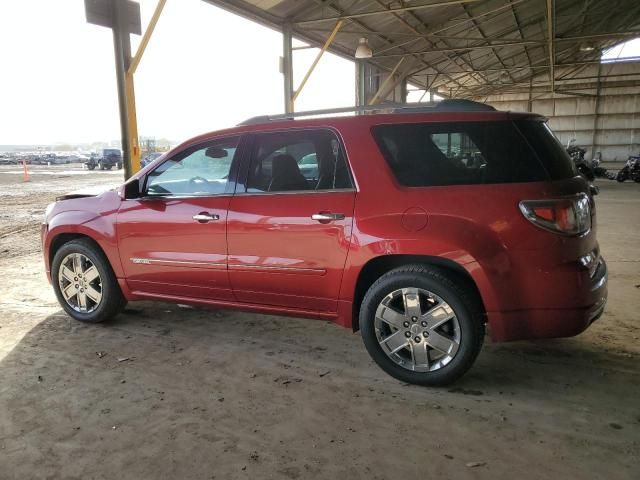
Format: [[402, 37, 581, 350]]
[[130, 258, 151, 264]]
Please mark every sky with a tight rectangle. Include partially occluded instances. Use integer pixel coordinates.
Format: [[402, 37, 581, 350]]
[[1, 1, 638, 146], [0, 0, 355, 145]]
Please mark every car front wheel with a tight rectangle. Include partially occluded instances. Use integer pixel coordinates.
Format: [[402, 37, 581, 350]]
[[359, 265, 484, 386], [51, 238, 126, 323]]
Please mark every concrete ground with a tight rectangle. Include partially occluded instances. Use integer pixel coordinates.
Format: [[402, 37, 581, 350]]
[[0, 164, 638, 479]]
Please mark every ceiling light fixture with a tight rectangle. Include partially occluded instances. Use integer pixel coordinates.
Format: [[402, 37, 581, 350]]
[[355, 37, 373, 59]]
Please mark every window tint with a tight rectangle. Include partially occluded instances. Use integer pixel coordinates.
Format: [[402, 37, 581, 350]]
[[246, 130, 352, 193], [372, 121, 549, 187], [146, 136, 239, 196], [515, 120, 577, 179]]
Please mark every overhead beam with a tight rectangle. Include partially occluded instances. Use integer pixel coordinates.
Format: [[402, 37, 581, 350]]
[[128, 0, 166, 75], [295, 0, 481, 25], [307, 0, 465, 90], [556, 30, 640, 42], [292, 20, 343, 103], [373, 40, 543, 58]]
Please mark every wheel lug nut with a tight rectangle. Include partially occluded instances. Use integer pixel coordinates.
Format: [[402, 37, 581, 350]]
[[414, 336, 421, 343], [423, 331, 429, 338], [75, 284, 79, 288], [74, 277, 78, 281], [421, 321, 427, 327], [404, 332, 411, 338], [403, 321, 410, 328], [411, 316, 418, 322]]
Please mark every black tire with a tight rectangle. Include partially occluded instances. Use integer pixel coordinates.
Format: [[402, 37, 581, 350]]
[[87, 164, 95, 171], [105, 165, 113, 171], [51, 238, 126, 323], [359, 265, 484, 386]]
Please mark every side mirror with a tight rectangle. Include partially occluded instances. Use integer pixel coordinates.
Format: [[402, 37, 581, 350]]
[[590, 184, 599, 196], [124, 178, 141, 199]]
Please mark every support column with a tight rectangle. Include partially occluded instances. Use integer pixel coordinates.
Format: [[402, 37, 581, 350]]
[[356, 60, 366, 107], [112, 0, 133, 179], [591, 62, 603, 160], [282, 24, 294, 113], [400, 78, 408, 103]]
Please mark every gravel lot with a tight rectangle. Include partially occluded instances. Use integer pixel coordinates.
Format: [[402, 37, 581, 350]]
[[0, 164, 638, 479]]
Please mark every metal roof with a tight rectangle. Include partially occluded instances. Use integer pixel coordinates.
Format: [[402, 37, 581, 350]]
[[204, 0, 640, 98]]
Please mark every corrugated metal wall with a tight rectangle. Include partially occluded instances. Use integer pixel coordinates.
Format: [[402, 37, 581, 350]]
[[482, 62, 640, 162]]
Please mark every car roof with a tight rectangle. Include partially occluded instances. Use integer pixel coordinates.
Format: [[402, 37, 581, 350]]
[[173, 102, 545, 153]]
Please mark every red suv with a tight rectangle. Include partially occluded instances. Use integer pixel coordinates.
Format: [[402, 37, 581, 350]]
[[42, 100, 607, 385]]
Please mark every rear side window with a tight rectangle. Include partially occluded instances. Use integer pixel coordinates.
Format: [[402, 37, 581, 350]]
[[372, 121, 551, 187], [246, 129, 353, 193], [515, 120, 577, 179]]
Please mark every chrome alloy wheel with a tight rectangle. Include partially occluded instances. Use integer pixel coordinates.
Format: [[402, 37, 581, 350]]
[[374, 287, 461, 372], [58, 253, 103, 313]]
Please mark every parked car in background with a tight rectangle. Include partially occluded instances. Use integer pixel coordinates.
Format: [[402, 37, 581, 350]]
[[0, 154, 17, 165], [86, 149, 123, 170], [41, 100, 607, 386]]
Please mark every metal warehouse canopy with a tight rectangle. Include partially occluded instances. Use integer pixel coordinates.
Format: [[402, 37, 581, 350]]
[[206, 0, 640, 99]]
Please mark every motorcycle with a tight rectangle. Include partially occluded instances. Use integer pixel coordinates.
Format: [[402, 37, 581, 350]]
[[591, 152, 616, 180], [567, 140, 594, 181], [616, 154, 640, 183]]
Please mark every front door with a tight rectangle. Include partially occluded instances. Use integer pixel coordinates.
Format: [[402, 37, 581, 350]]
[[117, 136, 242, 301], [227, 129, 356, 312]]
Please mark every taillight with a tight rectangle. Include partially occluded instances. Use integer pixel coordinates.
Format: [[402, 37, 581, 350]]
[[519, 194, 591, 236]]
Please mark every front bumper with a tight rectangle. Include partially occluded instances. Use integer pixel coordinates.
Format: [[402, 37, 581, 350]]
[[488, 257, 608, 342]]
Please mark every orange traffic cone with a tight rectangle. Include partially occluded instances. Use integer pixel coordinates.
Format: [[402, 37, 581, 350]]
[[22, 160, 30, 182]]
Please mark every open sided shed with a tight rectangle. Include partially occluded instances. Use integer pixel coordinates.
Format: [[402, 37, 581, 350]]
[[98, 0, 640, 173], [204, 0, 640, 160]]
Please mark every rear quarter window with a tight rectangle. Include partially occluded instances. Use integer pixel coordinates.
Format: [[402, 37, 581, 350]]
[[515, 120, 577, 179], [372, 121, 555, 187]]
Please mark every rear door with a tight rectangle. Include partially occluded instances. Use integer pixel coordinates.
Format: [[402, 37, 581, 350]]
[[117, 135, 244, 300], [227, 129, 356, 312]]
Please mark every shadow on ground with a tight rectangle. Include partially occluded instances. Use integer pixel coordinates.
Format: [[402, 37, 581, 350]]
[[0, 304, 638, 479]]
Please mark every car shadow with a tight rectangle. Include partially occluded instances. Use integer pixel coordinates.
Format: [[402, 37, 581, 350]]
[[1, 306, 638, 477]]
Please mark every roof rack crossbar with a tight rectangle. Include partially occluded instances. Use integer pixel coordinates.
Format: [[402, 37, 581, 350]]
[[238, 99, 495, 126]]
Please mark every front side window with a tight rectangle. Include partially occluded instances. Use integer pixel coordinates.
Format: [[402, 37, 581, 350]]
[[146, 136, 239, 196], [372, 121, 550, 187], [245, 130, 353, 193]]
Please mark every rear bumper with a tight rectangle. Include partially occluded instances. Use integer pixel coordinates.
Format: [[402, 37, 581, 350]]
[[488, 257, 608, 342]]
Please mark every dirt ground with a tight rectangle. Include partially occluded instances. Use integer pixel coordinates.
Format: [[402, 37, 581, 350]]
[[0, 164, 638, 479]]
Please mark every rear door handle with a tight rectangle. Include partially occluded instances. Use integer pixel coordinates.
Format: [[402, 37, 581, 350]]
[[311, 212, 345, 222], [193, 212, 220, 223]]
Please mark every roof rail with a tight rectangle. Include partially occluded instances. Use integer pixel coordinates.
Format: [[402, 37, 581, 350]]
[[238, 99, 495, 126]]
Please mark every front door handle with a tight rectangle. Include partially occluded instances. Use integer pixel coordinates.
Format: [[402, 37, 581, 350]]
[[311, 212, 345, 222], [193, 212, 220, 223]]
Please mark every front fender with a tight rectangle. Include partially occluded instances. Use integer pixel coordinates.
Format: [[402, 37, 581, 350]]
[[44, 196, 123, 278]]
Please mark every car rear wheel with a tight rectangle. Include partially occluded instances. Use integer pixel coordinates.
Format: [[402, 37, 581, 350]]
[[359, 265, 484, 386], [51, 238, 125, 323]]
